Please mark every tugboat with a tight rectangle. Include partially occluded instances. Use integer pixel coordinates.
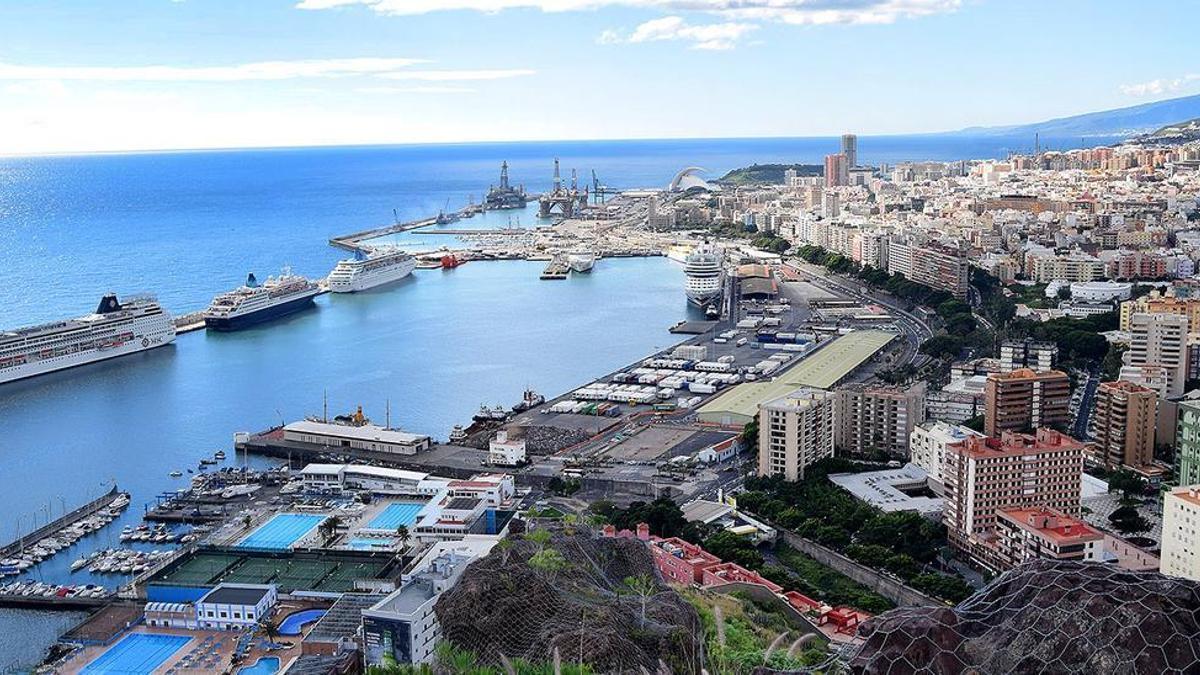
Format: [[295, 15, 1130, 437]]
[[448, 425, 468, 444], [512, 388, 545, 413], [441, 254, 464, 269], [472, 404, 509, 423]]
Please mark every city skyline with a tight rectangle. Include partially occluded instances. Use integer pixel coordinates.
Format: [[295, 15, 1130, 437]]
[[0, 0, 1197, 154]]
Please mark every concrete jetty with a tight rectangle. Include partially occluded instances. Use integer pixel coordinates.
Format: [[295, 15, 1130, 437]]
[[0, 485, 122, 559]]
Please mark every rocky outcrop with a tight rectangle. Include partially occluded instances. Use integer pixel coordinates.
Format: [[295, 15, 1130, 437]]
[[435, 527, 704, 673], [847, 560, 1200, 674]]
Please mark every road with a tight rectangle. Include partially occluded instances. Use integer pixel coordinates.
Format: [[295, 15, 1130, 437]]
[[785, 259, 935, 372]]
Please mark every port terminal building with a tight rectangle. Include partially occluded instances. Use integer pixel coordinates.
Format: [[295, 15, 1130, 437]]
[[283, 419, 432, 455], [697, 329, 895, 427]]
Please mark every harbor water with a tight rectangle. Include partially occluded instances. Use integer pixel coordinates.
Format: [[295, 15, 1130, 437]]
[[0, 134, 1104, 668]]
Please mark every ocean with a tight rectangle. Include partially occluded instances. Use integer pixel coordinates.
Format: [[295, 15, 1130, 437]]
[[0, 133, 1106, 669]]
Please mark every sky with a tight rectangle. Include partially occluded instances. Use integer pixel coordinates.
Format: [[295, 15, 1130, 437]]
[[0, 0, 1197, 154]]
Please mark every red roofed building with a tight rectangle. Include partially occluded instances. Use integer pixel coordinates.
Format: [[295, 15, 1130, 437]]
[[700, 562, 784, 593], [991, 507, 1103, 571], [647, 537, 722, 585]]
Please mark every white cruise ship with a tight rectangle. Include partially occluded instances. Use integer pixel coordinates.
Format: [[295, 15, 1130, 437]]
[[327, 247, 416, 293], [567, 251, 596, 273], [0, 295, 176, 385], [684, 245, 724, 307], [204, 270, 320, 331]]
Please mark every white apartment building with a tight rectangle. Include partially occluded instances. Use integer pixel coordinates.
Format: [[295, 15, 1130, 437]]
[[1160, 486, 1200, 582], [909, 421, 983, 486], [758, 388, 834, 481], [487, 430, 526, 467], [1127, 312, 1189, 397]]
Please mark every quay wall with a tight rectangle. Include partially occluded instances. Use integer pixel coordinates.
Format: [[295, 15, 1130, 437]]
[[777, 530, 941, 608]]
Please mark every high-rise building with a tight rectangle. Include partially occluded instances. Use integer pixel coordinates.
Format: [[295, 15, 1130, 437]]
[[1160, 485, 1200, 582], [998, 339, 1059, 373], [822, 191, 840, 219], [824, 153, 847, 188], [833, 381, 926, 458], [1126, 312, 1188, 398], [841, 133, 858, 168], [909, 421, 983, 486], [1175, 400, 1200, 487], [983, 368, 1071, 437], [943, 429, 1085, 569], [1089, 380, 1157, 471], [886, 238, 969, 299], [758, 388, 835, 481]]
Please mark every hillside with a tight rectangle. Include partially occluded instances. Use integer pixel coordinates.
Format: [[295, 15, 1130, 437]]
[[434, 526, 704, 673], [1148, 116, 1200, 140], [956, 92, 1200, 138], [718, 163, 823, 186]]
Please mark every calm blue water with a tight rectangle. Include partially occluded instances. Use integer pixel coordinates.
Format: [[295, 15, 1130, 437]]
[[0, 134, 1106, 669]]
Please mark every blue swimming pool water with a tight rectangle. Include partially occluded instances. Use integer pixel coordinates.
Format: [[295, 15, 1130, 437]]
[[238, 656, 281, 675], [81, 633, 191, 674], [366, 503, 423, 531], [348, 538, 392, 550], [278, 609, 326, 636], [237, 514, 326, 550]]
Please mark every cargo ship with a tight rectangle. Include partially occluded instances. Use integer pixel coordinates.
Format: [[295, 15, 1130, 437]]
[[0, 294, 176, 385], [203, 270, 320, 331], [327, 247, 416, 293]]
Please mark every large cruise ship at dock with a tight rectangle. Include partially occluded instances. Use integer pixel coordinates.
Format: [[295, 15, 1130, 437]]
[[327, 247, 416, 293], [203, 270, 320, 331], [684, 244, 724, 307], [0, 295, 176, 385]]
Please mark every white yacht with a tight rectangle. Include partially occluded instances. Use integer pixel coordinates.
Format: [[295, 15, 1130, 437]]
[[0, 295, 176, 385], [327, 247, 416, 293], [684, 245, 724, 307], [204, 270, 320, 331], [567, 251, 596, 274]]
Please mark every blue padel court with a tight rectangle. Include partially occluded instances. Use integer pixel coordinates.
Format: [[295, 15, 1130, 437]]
[[365, 503, 423, 531], [237, 513, 326, 550], [81, 633, 191, 674]]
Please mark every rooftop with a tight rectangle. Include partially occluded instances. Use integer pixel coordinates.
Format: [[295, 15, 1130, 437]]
[[828, 464, 944, 515], [199, 583, 273, 606], [997, 507, 1102, 544], [285, 419, 430, 444]]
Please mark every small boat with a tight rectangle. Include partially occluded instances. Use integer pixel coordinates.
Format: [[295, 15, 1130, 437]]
[[70, 558, 88, 572], [169, 471, 183, 478], [441, 254, 464, 269], [214, 450, 226, 460]]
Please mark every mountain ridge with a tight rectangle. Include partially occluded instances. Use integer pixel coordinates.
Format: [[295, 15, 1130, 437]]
[[951, 92, 1200, 138]]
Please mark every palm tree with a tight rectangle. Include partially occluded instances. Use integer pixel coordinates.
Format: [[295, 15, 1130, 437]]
[[395, 524, 411, 549], [260, 618, 280, 644]]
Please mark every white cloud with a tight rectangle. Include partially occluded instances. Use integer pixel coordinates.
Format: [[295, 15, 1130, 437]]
[[1120, 74, 1200, 97], [0, 57, 428, 82], [355, 85, 475, 93], [297, 0, 960, 26], [377, 69, 536, 81], [612, 16, 757, 50]]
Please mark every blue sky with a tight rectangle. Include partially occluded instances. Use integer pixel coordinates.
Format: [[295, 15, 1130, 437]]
[[0, 0, 1196, 154]]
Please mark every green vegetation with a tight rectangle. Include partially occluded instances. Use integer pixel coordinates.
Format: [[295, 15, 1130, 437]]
[[1108, 505, 1151, 536], [680, 587, 829, 675], [736, 458, 972, 605], [590, 497, 705, 541], [717, 163, 823, 186], [770, 545, 894, 614], [547, 476, 581, 496], [751, 233, 791, 253]]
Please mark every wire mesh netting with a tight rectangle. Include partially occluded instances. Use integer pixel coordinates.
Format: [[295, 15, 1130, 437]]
[[838, 560, 1200, 674], [434, 524, 705, 673]]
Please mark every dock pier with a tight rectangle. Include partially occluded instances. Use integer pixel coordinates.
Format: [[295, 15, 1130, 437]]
[[0, 485, 121, 560], [540, 255, 569, 280]]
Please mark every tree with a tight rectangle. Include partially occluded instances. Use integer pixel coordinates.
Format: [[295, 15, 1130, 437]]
[[623, 574, 657, 627], [395, 524, 411, 549], [1106, 469, 1147, 505], [1108, 505, 1151, 536], [528, 548, 568, 580], [260, 618, 280, 644], [525, 528, 552, 551], [920, 335, 964, 360]]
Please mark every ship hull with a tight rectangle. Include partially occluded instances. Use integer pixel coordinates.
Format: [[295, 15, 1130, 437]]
[[328, 258, 416, 293], [0, 331, 176, 385], [204, 294, 317, 331]]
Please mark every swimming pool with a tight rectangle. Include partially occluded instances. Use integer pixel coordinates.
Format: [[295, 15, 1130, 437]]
[[348, 538, 394, 550], [237, 656, 281, 675], [81, 633, 191, 674], [365, 503, 423, 531], [278, 608, 326, 635], [237, 514, 326, 550]]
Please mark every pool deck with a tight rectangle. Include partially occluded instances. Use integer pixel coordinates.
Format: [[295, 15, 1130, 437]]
[[61, 599, 324, 674]]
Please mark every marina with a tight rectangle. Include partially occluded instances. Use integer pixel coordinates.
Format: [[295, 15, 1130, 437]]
[[0, 487, 130, 577]]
